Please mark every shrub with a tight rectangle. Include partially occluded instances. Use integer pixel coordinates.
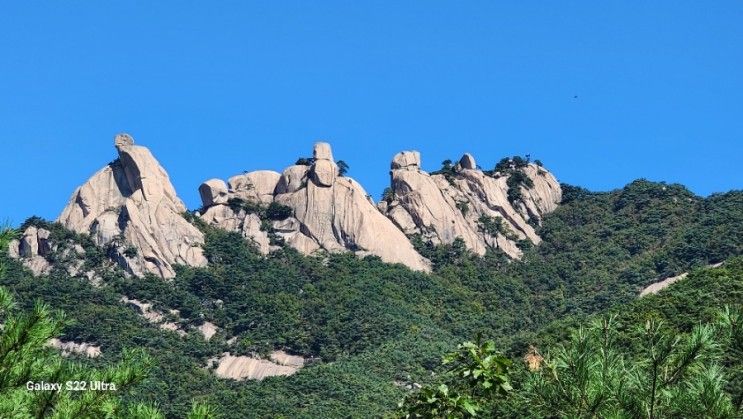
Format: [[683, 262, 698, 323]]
[[265, 202, 293, 221]]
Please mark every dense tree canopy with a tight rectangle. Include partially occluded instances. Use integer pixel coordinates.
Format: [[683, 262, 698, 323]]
[[0, 179, 741, 417]]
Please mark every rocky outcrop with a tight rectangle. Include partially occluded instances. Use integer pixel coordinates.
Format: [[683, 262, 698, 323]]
[[639, 262, 724, 297], [382, 151, 561, 258], [198, 322, 219, 341], [211, 351, 305, 381], [120, 296, 187, 336], [199, 201, 273, 255], [198, 143, 431, 271], [57, 134, 207, 278], [8, 224, 104, 280], [47, 339, 101, 358], [199, 179, 229, 207], [7, 226, 52, 275], [229, 171, 281, 204], [13, 136, 562, 277]]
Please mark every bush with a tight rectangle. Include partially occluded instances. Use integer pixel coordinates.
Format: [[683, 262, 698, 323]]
[[265, 202, 293, 221]]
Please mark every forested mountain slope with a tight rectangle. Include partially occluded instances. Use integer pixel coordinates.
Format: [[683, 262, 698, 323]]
[[1, 179, 741, 417]]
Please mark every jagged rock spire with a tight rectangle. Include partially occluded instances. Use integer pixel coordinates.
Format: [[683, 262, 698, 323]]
[[383, 150, 561, 259], [199, 142, 431, 272], [57, 133, 206, 278]]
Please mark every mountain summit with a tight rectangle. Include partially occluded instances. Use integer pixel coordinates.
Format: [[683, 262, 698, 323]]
[[9, 136, 562, 277], [56, 134, 207, 278]]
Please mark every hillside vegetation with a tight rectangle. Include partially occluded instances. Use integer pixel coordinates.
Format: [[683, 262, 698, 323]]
[[1, 180, 741, 417]]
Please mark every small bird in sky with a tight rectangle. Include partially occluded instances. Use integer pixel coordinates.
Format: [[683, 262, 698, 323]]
[[573, 95, 578, 99]]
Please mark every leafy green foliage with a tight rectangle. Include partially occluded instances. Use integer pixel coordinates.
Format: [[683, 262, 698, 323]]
[[455, 200, 470, 216], [0, 284, 161, 417], [227, 198, 292, 222], [487, 156, 535, 204], [265, 202, 293, 221], [294, 157, 315, 166], [0, 179, 740, 417], [381, 187, 395, 203], [431, 159, 458, 186], [397, 338, 512, 418], [476, 215, 516, 241], [404, 260, 743, 418], [528, 316, 737, 418]]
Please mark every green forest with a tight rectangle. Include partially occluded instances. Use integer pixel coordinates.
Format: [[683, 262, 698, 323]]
[[1, 179, 742, 418]]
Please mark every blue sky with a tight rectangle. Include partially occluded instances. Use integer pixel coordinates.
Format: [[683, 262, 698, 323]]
[[1, 1, 742, 225]]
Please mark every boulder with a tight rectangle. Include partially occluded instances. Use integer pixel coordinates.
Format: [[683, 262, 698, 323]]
[[58, 134, 206, 278], [275, 165, 309, 194], [7, 239, 19, 259], [458, 153, 477, 170], [274, 148, 430, 271], [199, 179, 229, 206], [228, 170, 281, 204], [313, 141, 334, 161], [200, 204, 271, 255], [10, 226, 53, 275], [391, 151, 421, 170]]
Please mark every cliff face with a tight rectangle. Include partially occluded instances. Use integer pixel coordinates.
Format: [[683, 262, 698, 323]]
[[381, 152, 561, 259], [199, 143, 432, 272], [9, 136, 562, 277], [56, 134, 207, 278]]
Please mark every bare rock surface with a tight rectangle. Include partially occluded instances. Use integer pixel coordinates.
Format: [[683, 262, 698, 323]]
[[199, 179, 229, 207], [7, 227, 52, 275], [458, 153, 477, 170], [391, 150, 422, 171], [228, 170, 281, 204], [382, 152, 562, 259], [198, 142, 430, 271], [200, 205, 271, 254], [58, 134, 206, 278], [211, 350, 304, 381], [121, 296, 188, 336], [47, 339, 101, 358], [639, 262, 724, 297], [198, 322, 219, 341]]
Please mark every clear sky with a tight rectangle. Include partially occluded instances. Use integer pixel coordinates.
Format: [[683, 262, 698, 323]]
[[1, 2, 742, 226]]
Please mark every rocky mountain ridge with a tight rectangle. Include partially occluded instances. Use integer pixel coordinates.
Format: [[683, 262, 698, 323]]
[[383, 151, 561, 259], [8, 135, 562, 277]]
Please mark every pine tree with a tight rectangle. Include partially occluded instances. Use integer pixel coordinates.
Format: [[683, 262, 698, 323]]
[[0, 227, 218, 418], [528, 316, 737, 418]]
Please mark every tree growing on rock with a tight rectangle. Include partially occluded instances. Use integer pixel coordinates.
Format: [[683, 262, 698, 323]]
[[337, 160, 350, 177]]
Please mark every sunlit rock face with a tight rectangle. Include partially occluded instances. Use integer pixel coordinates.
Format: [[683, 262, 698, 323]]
[[211, 351, 305, 381], [198, 142, 431, 272], [7, 226, 53, 275], [57, 134, 206, 278], [382, 151, 562, 259]]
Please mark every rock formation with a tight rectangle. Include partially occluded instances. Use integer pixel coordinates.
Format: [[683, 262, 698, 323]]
[[7, 226, 53, 275], [57, 134, 207, 278], [211, 351, 305, 381], [47, 339, 102, 358], [382, 151, 561, 258], [10, 136, 562, 277], [198, 142, 431, 272], [7, 224, 102, 279]]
